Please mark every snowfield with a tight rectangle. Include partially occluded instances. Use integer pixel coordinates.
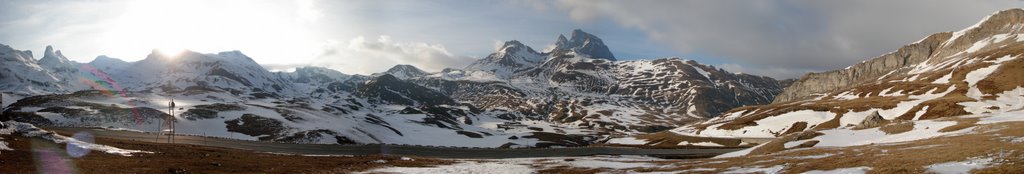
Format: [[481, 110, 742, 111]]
[[0, 121, 150, 156]]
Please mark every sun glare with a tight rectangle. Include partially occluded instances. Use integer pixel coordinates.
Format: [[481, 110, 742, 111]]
[[155, 48, 186, 58], [98, 0, 319, 63]]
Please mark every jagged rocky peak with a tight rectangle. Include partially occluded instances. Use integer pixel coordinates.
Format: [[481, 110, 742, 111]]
[[497, 40, 537, 54], [553, 29, 616, 60], [0, 44, 36, 63], [467, 40, 545, 71], [555, 34, 569, 47], [39, 45, 73, 67], [383, 64, 428, 79]]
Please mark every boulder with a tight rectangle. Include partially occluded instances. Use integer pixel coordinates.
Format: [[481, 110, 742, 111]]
[[856, 111, 888, 129]]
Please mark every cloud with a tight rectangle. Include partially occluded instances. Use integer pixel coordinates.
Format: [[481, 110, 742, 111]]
[[529, 0, 1023, 78], [309, 35, 477, 75]]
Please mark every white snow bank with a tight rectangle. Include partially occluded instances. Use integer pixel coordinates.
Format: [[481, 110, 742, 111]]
[[789, 153, 835, 159], [606, 137, 647, 145], [801, 166, 870, 174], [722, 165, 785, 174], [361, 161, 534, 174], [363, 155, 665, 173], [813, 120, 966, 147], [714, 142, 763, 158], [0, 139, 10, 151], [978, 110, 1024, 124], [563, 158, 658, 169], [926, 157, 993, 174], [0, 121, 151, 156]]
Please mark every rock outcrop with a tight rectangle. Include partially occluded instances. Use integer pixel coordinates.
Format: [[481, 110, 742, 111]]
[[855, 111, 887, 129], [675, 8, 1024, 140], [773, 32, 951, 103], [553, 29, 617, 60], [774, 9, 1024, 103]]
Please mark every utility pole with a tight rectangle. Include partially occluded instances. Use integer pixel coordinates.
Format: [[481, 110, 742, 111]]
[[168, 99, 176, 144]]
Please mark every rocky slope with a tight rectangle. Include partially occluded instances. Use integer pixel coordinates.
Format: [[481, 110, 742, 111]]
[[416, 29, 791, 134], [654, 9, 1024, 150]]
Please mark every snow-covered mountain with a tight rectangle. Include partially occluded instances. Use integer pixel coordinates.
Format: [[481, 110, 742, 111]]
[[554, 29, 616, 60], [0, 29, 789, 147], [375, 64, 428, 79], [649, 9, 1024, 152], [465, 40, 545, 79], [0, 44, 84, 94], [413, 30, 791, 134]]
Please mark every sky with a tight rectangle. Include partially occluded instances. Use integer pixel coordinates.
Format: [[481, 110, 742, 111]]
[[1, 0, 1022, 78]]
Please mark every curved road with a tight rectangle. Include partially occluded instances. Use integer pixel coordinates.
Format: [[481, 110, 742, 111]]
[[46, 127, 744, 159]]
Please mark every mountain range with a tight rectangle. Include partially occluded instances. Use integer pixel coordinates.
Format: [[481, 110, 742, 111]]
[[605, 9, 1024, 157], [0, 29, 790, 147]]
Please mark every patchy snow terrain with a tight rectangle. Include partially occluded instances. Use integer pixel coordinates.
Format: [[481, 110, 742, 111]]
[[0, 29, 789, 148], [0, 121, 149, 156]]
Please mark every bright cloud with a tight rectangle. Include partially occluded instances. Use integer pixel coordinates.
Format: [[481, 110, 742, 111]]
[[307, 36, 477, 75]]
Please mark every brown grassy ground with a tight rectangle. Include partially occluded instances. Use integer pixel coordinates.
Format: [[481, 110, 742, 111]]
[[695, 49, 1024, 135], [879, 121, 915, 134], [627, 121, 1024, 174], [0, 133, 451, 174], [939, 117, 980, 132], [632, 131, 744, 147]]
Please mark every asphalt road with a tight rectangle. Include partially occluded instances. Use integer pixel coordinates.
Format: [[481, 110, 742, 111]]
[[46, 127, 745, 159]]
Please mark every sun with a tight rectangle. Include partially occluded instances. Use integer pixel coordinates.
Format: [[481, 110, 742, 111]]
[[98, 0, 319, 63], [155, 48, 186, 58]]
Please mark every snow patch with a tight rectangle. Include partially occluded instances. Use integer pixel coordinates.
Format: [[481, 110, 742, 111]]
[[964, 64, 1000, 86], [925, 157, 993, 174], [606, 137, 647, 145], [0, 121, 151, 156], [801, 166, 870, 174], [812, 120, 967, 147], [723, 165, 785, 174], [363, 161, 534, 174]]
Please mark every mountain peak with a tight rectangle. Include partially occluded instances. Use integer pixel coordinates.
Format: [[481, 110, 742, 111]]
[[553, 29, 616, 60], [556, 34, 569, 47], [39, 45, 72, 67], [496, 40, 538, 54], [501, 40, 527, 49], [948, 8, 1024, 43], [383, 64, 428, 79], [89, 55, 126, 65]]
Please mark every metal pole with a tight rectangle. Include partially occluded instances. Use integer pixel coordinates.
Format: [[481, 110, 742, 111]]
[[156, 118, 162, 142]]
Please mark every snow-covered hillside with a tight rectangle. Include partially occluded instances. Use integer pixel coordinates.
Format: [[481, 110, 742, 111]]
[[647, 9, 1024, 153], [0, 29, 789, 147]]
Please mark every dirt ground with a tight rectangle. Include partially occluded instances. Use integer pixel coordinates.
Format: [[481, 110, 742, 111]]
[[0, 132, 452, 174]]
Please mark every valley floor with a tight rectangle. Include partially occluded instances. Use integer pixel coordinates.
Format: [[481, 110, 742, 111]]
[[367, 120, 1024, 174], [0, 133, 450, 173], [2, 119, 1024, 173]]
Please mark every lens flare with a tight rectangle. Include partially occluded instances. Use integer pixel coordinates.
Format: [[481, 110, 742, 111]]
[[31, 139, 78, 174], [67, 132, 95, 158], [77, 64, 144, 128]]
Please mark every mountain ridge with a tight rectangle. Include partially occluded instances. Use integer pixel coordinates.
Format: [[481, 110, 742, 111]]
[[0, 29, 790, 147]]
